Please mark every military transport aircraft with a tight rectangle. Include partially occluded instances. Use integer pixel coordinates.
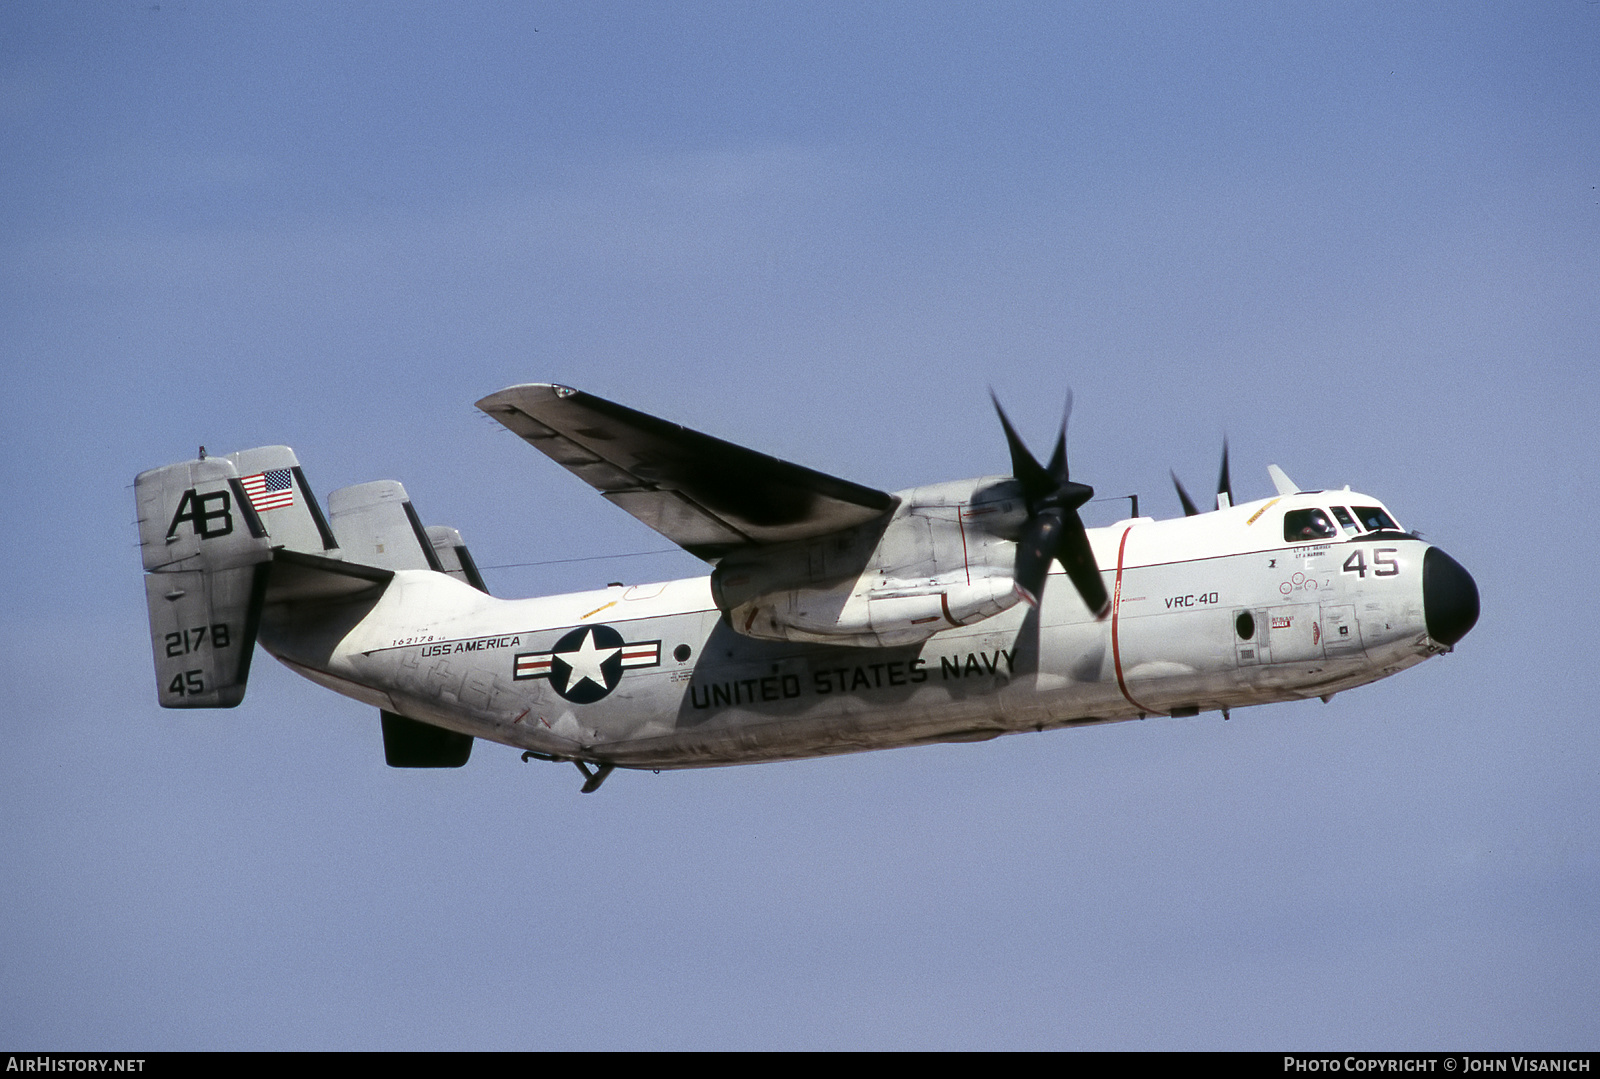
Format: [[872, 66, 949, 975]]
[[135, 384, 1479, 792]]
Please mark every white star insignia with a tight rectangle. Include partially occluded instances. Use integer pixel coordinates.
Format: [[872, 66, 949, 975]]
[[555, 628, 621, 690]]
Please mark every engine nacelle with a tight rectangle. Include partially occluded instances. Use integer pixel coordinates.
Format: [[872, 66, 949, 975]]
[[710, 477, 1027, 647], [726, 573, 1018, 648]]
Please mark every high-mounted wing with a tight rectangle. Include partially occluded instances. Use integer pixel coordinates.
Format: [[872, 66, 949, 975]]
[[477, 384, 897, 560]]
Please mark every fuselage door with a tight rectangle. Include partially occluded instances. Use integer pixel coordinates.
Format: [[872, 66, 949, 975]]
[[1263, 603, 1322, 663], [1320, 603, 1364, 658]]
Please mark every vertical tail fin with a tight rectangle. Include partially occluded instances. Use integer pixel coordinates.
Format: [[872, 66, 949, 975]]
[[136, 456, 272, 707], [426, 525, 490, 593], [328, 481, 442, 572], [324, 484, 485, 767], [224, 446, 340, 556]]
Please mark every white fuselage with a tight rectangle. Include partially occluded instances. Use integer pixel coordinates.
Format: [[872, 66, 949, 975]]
[[259, 489, 1448, 770]]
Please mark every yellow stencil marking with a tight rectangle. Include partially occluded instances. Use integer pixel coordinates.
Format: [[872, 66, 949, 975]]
[[1246, 497, 1282, 526], [582, 600, 618, 620]]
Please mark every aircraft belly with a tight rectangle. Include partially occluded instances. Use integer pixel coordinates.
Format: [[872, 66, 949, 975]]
[[262, 545, 1441, 771], [338, 599, 1271, 768], [556, 609, 1146, 768], [596, 625, 1024, 767], [338, 603, 1120, 768]]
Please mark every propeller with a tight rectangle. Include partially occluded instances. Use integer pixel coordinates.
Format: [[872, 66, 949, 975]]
[[991, 392, 1110, 619], [1216, 438, 1233, 510], [1171, 470, 1200, 517], [1171, 438, 1233, 516]]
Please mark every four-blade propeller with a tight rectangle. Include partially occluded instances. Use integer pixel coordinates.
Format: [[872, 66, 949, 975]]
[[991, 392, 1110, 619]]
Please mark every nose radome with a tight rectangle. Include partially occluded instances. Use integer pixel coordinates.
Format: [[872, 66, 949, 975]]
[[1423, 547, 1479, 647]]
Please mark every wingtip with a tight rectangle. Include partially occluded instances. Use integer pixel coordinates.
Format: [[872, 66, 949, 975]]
[[476, 381, 585, 409]]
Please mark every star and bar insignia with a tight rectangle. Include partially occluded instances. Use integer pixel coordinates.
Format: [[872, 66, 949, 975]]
[[513, 625, 660, 704]]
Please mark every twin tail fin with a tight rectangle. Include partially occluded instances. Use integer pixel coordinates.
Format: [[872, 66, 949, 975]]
[[136, 447, 487, 773]]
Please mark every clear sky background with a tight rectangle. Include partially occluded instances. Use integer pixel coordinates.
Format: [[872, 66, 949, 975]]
[[3, 1, 1596, 1050]]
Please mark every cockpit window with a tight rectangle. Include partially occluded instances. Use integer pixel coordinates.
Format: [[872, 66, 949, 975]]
[[1331, 506, 1361, 535], [1354, 506, 1399, 532], [1284, 508, 1338, 542]]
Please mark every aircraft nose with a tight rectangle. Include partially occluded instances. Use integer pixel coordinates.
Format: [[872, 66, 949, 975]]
[[1423, 546, 1479, 647]]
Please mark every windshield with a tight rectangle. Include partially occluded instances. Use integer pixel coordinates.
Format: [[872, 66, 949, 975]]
[[1353, 506, 1400, 532], [1284, 508, 1337, 542]]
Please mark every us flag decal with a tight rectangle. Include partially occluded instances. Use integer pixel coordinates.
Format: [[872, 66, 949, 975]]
[[241, 468, 295, 512]]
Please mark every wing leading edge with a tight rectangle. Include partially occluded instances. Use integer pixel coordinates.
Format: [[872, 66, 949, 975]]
[[477, 384, 896, 560]]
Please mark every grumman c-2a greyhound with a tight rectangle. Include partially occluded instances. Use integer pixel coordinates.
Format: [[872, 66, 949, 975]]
[[135, 384, 1479, 793]]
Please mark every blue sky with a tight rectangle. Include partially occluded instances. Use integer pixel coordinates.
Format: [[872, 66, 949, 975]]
[[3, 2, 1597, 1049]]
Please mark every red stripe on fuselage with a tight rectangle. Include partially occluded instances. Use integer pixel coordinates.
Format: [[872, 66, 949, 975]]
[[1111, 523, 1163, 717]]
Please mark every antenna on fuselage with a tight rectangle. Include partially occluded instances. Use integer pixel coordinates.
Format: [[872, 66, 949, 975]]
[[1267, 464, 1300, 495], [1090, 493, 1142, 519]]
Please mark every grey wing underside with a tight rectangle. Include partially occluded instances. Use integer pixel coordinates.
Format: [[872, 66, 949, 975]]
[[477, 384, 897, 561]]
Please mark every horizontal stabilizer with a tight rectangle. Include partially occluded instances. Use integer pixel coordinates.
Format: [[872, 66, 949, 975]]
[[265, 548, 392, 605]]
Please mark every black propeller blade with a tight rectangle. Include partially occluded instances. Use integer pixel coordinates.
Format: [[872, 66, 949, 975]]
[[991, 392, 1110, 619], [1171, 438, 1233, 516], [1171, 470, 1201, 517], [1217, 437, 1233, 510]]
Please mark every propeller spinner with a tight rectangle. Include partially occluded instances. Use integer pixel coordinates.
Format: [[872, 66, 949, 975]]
[[991, 392, 1111, 619]]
